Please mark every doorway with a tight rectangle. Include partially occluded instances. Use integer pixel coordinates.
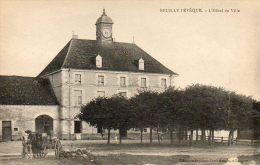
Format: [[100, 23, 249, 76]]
[[35, 115, 53, 135], [2, 121, 12, 141], [74, 121, 82, 133]]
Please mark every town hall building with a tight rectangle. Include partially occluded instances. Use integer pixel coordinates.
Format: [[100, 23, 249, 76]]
[[0, 10, 177, 141]]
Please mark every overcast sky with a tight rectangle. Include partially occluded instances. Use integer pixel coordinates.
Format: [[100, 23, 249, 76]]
[[0, 0, 259, 100]]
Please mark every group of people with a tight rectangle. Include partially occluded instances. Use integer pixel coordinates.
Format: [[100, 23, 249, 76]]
[[22, 130, 45, 159]]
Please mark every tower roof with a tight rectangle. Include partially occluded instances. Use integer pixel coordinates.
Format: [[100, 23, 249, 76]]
[[96, 9, 113, 24]]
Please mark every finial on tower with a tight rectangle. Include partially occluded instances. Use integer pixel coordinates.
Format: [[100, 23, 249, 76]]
[[132, 36, 135, 44], [102, 8, 107, 16]]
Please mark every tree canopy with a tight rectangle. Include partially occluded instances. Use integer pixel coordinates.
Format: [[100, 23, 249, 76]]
[[79, 84, 258, 145]]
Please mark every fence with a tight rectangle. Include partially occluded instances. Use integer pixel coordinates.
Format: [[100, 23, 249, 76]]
[[182, 134, 260, 145]]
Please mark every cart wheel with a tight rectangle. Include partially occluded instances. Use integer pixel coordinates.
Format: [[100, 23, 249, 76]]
[[54, 139, 62, 159], [40, 145, 47, 158]]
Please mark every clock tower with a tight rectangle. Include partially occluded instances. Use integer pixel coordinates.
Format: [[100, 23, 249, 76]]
[[96, 9, 113, 43]]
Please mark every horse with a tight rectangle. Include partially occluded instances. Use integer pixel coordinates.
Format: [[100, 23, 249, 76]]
[[29, 133, 43, 158]]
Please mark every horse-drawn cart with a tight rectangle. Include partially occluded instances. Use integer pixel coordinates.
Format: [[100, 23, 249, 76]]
[[22, 132, 62, 158]]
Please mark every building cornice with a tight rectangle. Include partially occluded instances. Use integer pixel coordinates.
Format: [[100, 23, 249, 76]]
[[61, 68, 174, 77], [0, 105, 59, 107]]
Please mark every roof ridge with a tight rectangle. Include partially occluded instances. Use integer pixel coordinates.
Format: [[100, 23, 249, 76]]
[[61, 39, 73, 68], [72, 38, 133, 45], [0, 75, 36, 78]]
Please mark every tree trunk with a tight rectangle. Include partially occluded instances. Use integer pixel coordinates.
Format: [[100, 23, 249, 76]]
[[237, 128, 240, 139], [157, 128, 160, 144], [119, 129, 122, 144], [211, 129, 214, 145], [140, 128, 143, 144], [201, 129, 206, 144], [228, 129, 234, 146], [196, 129, 199, 144], [184, 129, 188, 140], [107, 128, 111, 144], [231, 130, 234, 144], [178, 128, 182, 144], [228, 130, 232, 146], [190, 130, 194, 146], [150, 127, 153, 144], [208, 130, 212, 145], [170, 129, 173, 145]]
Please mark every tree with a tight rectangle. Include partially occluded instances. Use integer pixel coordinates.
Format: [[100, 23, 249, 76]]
[[79, 96, 131, 144], [79, 97, 112, 143], [158, 87, 184, 145], [183, 84, 228, 145], [225, 92, 254, 145], [108, 96, 133, 144], [252, 101, 260, 139], [130, 90, 159, 144]]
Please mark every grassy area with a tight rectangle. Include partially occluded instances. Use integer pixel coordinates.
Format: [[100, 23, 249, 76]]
[[0, 140, 259, 164], [61, 141, 259, 157], [0, 153, 259, 165]]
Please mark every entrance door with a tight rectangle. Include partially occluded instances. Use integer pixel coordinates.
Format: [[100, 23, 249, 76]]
[[2, 121, 12, 141], [35, 115, 53, 135]]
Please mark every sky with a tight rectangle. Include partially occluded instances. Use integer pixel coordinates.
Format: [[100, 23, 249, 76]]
[[0, 0, 259, 100]]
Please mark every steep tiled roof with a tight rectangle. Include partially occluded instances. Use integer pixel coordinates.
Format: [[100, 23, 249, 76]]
[[0, 76, 59, 105], [38, 41, 71, 77], [38, 39, 177, 77]]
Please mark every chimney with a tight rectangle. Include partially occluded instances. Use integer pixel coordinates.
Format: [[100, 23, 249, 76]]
[[72, 31, 78, 39]]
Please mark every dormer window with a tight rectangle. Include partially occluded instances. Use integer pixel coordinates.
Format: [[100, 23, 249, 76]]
[[138, 57, 144, 70], [96, 54, 102, 68]]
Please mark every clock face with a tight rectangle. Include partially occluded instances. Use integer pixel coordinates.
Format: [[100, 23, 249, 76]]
[[102, 28, 111, 38]]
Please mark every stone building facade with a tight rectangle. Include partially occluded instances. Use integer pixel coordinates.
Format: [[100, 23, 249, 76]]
[[0, 10, 177, 141], [0, 76, 60, 141]]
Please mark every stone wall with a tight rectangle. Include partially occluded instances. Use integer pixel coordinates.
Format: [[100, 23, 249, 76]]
[[0, 105, 60, 140]]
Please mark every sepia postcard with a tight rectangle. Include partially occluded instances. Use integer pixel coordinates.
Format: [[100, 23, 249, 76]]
[[0, 0, 259, 164]]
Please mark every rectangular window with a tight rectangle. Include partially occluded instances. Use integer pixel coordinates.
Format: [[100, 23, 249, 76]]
[[98, 75, 104, 86], [118, 92, 127, 98], [120, 76, 126, 87], [97, 91, 105, 97], [74, 90, 82, 106], [74, 121, 82, 133], [75, 74, 81, 84], [161, 78, 167, 89], [141, 78, 147, 88]]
